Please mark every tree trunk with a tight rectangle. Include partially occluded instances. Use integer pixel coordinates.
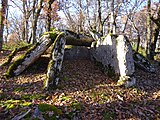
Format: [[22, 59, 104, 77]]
[[46, 0, 55, 31], [86, 0, 92, 29], [0, 0, 8, 50], [31, 21, 37, 44], [23, 0, 30, 43], [129, 16, 141, 52], [5, 3, 9, 43], [110, 0, 116, 34], [136, 32, 140, 52], [25, 18, 29, 43], [31, 0, 43, 44], [150, 25, 159, 60], [97, 0, 103, 35], [146, 0, 152, 59], [78, 0, 83, 33], [149, 3, 160, 60], [45, 33, 66, 89], [22, 0, 27, 42]]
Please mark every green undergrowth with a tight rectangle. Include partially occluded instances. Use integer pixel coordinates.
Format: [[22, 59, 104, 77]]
[[14, 87, 26, 92], [63, 76, 70, 81], [71, 102, 81, 110], [2, 40, 29, 51], [0, 99, 32, 110], [132, 44, 146, 57], [38, 103, 62, 120], [21, 93, 46, 100], [38, 103, 62, 114], [60, 96, 70, 101], [90, 89, 110, 104]]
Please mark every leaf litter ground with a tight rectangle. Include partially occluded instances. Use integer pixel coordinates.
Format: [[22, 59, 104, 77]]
[[0, 50, 159, 120]]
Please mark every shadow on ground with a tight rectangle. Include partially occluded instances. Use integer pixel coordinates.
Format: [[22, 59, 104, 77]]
[[0, 54, 159, 120]]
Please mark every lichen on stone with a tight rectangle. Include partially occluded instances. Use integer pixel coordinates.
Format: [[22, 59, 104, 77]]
[[117, 76, 136, 88], [44, 32, 65, 89]]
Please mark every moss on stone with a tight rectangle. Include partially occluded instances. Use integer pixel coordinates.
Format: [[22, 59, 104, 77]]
[[1, 48, 18, 66], [65, 45, 74, 49], [43, 29, 61, 40], [5, 29, 63, 79], [38, 103, 62, 120], [43, 31, 58, 40], [1, 44, 32, 67], [5, 43, 39, 78], [5, 55, 25, 78], [5, 31, 60, 78], [44, 32, 65, 89], [44, 60, 55, 90], [51, 32, 65, 49]]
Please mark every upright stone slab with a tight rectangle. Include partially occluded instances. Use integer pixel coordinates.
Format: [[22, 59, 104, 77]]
[[91, 34, 119, 77], [116, 35, 135, 76], [45, 33, 66, 89], [90, 33, 136, 87], [116, 35, 136, 87]]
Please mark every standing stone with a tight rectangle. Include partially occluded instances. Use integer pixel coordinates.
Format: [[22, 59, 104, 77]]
[[45, 33, 66, 89], [91, 34, 119, 78], [90, 33, 136, 87], [116, 35, 136, 87], [116, 35, 135, 76]]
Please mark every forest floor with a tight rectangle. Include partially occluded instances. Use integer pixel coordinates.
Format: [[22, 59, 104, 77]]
[[0, 50, 160, 120]]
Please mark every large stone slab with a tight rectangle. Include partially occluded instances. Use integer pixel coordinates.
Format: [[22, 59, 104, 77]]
[[91, 34, 119, 76], [116, 35, 135, 76], [5, 34, 55, 77], [116, 36, 136, 87], [45, 33, 66, 89], [90, 34, 136, 87], [64, 46, 90, 60], [133, 51, 156, 73]]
